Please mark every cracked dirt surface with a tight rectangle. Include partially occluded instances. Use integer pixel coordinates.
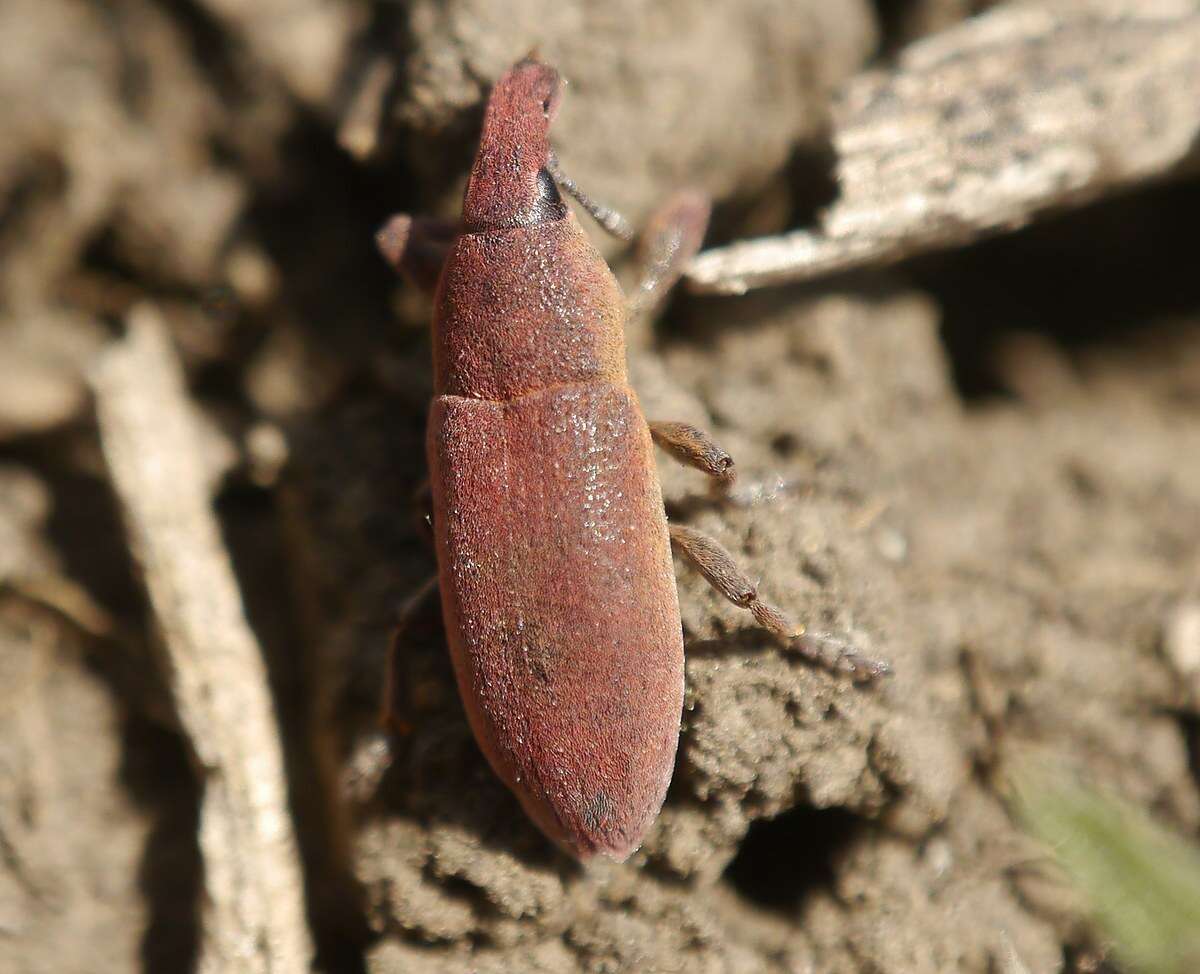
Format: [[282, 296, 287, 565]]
[[333, 277, 1200, 973]]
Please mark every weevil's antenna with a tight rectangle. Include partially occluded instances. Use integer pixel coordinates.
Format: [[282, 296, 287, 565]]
[[546, 151, 635, 241]]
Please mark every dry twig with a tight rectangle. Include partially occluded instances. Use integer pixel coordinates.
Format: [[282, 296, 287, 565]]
[[92, 306, 311, 974], [687, 0, 1200, 294]]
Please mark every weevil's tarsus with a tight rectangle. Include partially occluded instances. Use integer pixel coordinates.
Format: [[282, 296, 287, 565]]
[[650, 420, 736, 487], [343, 731, 394, 805], [630, 190, 711, 318], [376, 214, 458, 293], [668, 523, 890, 683], [546, 151, 636, 241], [792, 629, 891, 681]]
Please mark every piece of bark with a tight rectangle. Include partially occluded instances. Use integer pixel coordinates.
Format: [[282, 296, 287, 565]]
[[686, 0, 1200, 294], [91, 305, 311, 974]]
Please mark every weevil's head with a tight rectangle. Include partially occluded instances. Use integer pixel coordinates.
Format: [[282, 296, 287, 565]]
[[462, 57, 567, 232]]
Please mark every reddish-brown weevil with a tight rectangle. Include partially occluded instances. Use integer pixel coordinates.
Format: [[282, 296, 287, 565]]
[[377, 58, 888, 861]]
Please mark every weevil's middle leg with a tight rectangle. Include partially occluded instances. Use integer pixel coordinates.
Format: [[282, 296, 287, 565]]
[[668, 523, 890, 682], [650, 420, 736, 488]]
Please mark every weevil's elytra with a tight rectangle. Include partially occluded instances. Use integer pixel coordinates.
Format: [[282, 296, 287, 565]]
[[379, 57, 888, 862], [430, 383, 681, 859]]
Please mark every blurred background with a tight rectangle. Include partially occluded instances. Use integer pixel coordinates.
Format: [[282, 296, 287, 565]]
[[2, 1, 1200, 972]]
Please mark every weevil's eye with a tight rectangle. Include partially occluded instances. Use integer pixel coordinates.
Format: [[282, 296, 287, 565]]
[[531, 167, 568, 223]]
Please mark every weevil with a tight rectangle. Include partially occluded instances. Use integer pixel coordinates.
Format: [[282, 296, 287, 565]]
[[377, 58, 888, 861]]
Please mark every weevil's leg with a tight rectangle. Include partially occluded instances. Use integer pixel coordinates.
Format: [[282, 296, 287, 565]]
[[668, 523, 890, 682], [546, 152, 710, 317], [344, 573, 440, 802], [650, 420, 736, 488], [628, 190, 711, 318], [381, 573, 441, 733], [376, 214, 459, 294], [549, 154, 708, 349]]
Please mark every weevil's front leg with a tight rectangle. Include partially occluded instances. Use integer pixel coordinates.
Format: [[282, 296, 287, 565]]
[[650, 420, 736, 487], [628, 190, 710, 318], [546, 153, 710, 318], [668, 523, 890, 682], [376, 214, 459, 294]]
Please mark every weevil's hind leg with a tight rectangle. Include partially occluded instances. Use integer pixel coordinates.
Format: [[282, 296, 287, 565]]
[[380, 470, 437, 735], [650, 421, 736, 489], [668, 523, 890, 682], [376, 214, 459, 294], [381, 574, 440, 732], [344, 574, 440, 802], [628, 191, 711, 319]]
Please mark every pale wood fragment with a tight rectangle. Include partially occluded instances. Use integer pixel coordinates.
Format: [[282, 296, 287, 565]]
[[687, 1, 1200, 294], [92, 306, 311, 974]]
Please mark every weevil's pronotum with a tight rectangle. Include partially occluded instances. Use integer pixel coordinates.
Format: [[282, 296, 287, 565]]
[[378, 58, 888, 861]]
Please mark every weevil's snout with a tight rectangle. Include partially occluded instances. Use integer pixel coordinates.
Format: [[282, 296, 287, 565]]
[[462, 58, 567, 232]]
